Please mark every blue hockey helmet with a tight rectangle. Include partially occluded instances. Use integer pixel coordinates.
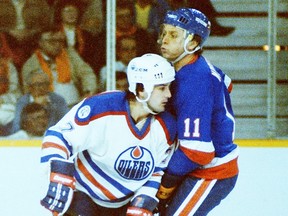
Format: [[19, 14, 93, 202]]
[[164, 8, 211, 47]]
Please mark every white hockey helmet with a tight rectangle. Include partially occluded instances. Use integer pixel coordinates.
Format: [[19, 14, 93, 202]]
[[127, 53, 175, 101]]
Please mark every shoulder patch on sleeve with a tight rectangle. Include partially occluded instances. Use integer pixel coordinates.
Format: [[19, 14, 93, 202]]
[[77, 105, 91, 119]]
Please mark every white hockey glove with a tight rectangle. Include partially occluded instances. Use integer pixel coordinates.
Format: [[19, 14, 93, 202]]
[[41, 159, 75, 215]]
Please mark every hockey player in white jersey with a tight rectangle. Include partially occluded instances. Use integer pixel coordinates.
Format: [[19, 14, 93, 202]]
[[40, 53, 177, 216]]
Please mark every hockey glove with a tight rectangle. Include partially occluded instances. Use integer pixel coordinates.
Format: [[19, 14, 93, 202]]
[[155, 172, 183, 214], [126, 195, 157, 216], [41, 159, 75, 215]]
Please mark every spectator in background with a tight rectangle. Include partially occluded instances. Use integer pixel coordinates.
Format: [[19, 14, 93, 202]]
[[0, 56, 22, 136], [11, 70, 69, 134], [0, 0, 53, 75], [99, 35, 137, 92], [53, 0, 99, 74], [79, 0, 104, 35], [21, 28, 97, 107], [1, 103, 49, 140], [96, 0, 158, 74], [133, 0, 162, 41], [115, 71, 128, 91], [46, 0, 104, 35]]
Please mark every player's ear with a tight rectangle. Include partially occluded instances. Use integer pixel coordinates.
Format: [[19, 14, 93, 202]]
[[187, 39, 199, 52], [138, 90, 149, 101]]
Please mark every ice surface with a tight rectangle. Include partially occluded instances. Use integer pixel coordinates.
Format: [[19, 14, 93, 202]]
[[0, 146, 287, 216]]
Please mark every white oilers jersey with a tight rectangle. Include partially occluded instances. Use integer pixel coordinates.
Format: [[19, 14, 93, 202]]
[[41, 91, 176, 208]]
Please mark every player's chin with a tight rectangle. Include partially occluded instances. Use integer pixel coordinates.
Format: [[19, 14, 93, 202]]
[[161, 49, 169, 57], [161, 52, 174, 62], [157, 105, 166, 113]]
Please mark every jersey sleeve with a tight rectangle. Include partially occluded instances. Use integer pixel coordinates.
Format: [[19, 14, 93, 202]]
[[40, 94, 109, 164]]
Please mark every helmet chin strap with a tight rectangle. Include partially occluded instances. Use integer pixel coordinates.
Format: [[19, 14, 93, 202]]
[[143, 102, 158, 115], [136, 94, 158, 115], [171, 34, 200, 64]]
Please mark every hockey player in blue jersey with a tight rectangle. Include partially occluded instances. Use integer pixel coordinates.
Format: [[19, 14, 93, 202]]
[[40, 53, 177, 216], [155, 8, 239, 215]]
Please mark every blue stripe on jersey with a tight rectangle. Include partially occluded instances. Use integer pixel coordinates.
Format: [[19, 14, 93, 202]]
[[154, 166, 165, 173], [75, 170, 134, 203], [40, 154, 65, 163], [83, 150, 133, 195], [45, 129, 73, 155], [143, 180, 160, 189]]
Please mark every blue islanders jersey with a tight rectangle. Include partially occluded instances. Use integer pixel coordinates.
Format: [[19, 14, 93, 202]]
[[41, 91, 176, 208], [166, 55, 239, 179]]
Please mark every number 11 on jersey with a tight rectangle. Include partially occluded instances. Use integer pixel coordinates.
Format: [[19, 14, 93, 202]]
[[184, 118, 200, 138]]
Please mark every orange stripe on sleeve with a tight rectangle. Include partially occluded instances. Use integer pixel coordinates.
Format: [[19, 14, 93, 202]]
[[42, 142, 69, 158], [180, 146, 215, 165], [192, 157, 239, 179]]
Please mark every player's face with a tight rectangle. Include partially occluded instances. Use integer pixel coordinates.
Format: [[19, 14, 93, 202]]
[[148, 83, 172, 113], [159, 24, 185, 62]]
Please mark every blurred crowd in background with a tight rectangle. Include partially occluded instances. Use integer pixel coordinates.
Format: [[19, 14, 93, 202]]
[[0, 0, 235, 138]]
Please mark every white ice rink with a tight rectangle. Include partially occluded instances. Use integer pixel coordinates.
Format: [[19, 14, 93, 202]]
[[0, 144, 288, 216]]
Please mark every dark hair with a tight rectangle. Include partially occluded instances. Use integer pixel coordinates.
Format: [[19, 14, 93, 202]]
[[193, 35, 204, 55], [116, 71, 127, 80], [126, 83, 144, 101], [53, 0, 87, 25]]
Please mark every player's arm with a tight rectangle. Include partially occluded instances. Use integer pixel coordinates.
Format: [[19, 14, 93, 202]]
[[40, 102, 88, 215]]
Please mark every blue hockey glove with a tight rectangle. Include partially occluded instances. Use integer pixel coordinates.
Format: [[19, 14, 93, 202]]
[[41, 159, 75, 215]]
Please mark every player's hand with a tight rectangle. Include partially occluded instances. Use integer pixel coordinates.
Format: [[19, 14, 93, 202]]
[[153, 198, 168, 215], [41, 159, 75, 215], [126, 206, 153, 216], [127, 195, 157, 216]]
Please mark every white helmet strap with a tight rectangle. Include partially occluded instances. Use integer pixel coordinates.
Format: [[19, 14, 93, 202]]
[[172, 33, 200, 64], [136, 95, 158, 115]]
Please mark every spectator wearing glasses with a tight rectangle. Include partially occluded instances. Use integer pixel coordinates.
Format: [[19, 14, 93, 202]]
[[10, 70, 69, 134], [21, 27, 97, 107]]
